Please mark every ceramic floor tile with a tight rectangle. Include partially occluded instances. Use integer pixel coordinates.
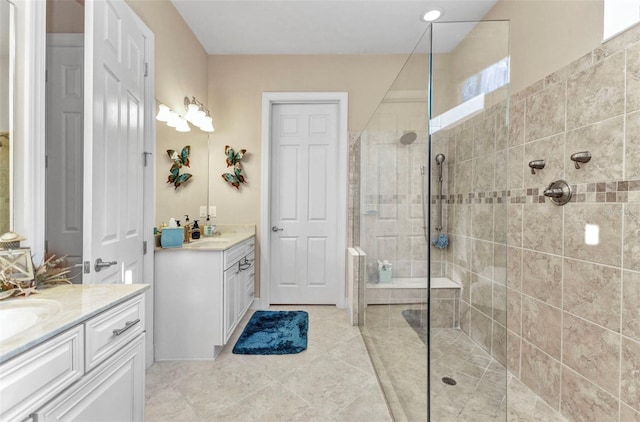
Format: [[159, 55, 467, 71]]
[[144, 385, 203, 422], [145, 305, 391, 421]]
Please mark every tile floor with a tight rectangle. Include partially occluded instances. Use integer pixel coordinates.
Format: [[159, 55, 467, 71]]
[[361, 304, 568, 422], [145, 305, 392, 421]]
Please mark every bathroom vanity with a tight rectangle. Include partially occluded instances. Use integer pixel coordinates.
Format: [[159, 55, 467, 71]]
[[154, 225, 255, 360], [0, 284, 149, 422]]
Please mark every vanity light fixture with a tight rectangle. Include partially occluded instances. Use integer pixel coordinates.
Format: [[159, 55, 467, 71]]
[[421, 8, 443, 22], [184, 96, 215, 133], [157, 104, 191, 132]]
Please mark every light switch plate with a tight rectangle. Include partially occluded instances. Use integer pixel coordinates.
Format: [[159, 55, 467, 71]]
[[199, 206, 207, 217], [209, 206, 216, 218]]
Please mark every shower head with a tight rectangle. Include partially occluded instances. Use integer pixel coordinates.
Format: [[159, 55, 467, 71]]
[[400, 131, 417, 145], [435, 153, 446, 165]]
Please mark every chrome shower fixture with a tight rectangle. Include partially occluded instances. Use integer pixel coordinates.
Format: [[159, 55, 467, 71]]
[[528, 159, 546, 174], [544, 180, 572, 205], [435, 153, 446, 165], [400, 131, 417, 145], [570, 151, 591, 169]]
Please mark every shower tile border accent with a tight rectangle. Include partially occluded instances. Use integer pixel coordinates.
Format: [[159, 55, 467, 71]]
[[432, 178, 640, 206]]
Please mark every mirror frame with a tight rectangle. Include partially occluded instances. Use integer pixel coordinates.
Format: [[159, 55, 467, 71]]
[[1, 0, 15, 233], [13, 0, 46, 263]]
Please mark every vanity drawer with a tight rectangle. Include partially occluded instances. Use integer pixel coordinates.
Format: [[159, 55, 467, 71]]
[[224, 237, 255, 269], [85, 295, 145, 372], [0, 326, 84, 422]]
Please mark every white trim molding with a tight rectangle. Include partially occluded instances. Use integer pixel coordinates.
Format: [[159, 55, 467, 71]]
[[13, 0, 46, 263], [260, 92, 349, 309]]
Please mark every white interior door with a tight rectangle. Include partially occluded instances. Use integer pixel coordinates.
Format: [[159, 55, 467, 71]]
[[83, 0, 146, 284], [269, 103, 339, 304], [46, 35, 84, 280]]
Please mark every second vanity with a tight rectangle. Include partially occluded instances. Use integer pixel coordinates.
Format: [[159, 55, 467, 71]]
[[154, 225, 255, 360]]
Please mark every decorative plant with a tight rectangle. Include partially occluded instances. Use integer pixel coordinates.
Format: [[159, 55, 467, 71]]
[[221, 145, 247, 190], [167, 145, 192, 189], [0, 254, 73, 300]]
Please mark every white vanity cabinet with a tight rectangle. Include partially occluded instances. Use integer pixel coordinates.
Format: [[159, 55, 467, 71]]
[[0, 291, 147, 422], [155, 235, 255, 360], [223, 249, 255, 343]]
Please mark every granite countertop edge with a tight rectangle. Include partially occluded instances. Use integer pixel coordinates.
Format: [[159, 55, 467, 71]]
[[0, 284, 150, 365]]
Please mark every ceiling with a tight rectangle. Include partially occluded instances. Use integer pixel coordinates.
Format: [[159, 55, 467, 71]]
[[171, 0, 499, 55]]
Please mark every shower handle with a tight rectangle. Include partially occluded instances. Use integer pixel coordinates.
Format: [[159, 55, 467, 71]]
[[544, 180, 572, 206]]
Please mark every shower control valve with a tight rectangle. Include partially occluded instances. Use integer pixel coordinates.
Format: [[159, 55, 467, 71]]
[[544, 180, 572, 206]]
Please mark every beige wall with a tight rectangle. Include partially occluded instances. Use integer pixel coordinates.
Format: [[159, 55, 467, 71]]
[[485, 0, 604, 94], [206, 54, 407, 290], [126, 0, 210, 227], [46, 0, 83, 33], [434, 0, 604, 114]]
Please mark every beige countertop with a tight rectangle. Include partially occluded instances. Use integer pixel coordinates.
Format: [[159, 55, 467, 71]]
[[155, 224, 255, 252], [0, 284, 149, 364]]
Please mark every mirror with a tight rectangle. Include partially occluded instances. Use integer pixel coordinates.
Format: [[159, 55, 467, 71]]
[[0, 0, 14, 234]]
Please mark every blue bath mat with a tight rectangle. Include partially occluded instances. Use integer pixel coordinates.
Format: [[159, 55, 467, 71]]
[[232, 310, 308, 355]]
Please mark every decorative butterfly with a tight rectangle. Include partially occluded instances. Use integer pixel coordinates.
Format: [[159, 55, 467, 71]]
[[168, 165, 192, 189], [167, 145, 191, 168], [225, 145, 246, 167], [221, 164, 246, 190]]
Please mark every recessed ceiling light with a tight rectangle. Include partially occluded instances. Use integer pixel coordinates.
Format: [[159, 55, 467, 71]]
[[421, 8, 443, 22]]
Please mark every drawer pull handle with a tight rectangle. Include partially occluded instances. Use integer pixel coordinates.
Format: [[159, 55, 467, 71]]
[[112, 319, 140, 336]]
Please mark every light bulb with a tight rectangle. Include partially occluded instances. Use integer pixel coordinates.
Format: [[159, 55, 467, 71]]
[[185, 104, 200, 125], [200, 116, 214, 132], [176, 117, 191, 132], [167, 111, 180, 128], [421, 9, 442, 22], [156, 104, 171, 122]]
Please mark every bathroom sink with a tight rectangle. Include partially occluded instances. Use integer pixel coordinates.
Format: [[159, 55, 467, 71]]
[[186, 239, 230, 249], [0, 299, 62, 343]]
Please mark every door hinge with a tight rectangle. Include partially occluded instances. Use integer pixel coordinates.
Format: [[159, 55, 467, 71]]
[[44, 240, 48, 252], [83, 261, 91, 274], [144, 62, 149, 77], [143, 152, 152, 167], [143, 241, 148, 255], [45, 155, 48, 169], [45, 69, 48, 83]]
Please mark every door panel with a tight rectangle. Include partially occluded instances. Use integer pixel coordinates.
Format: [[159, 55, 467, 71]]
[[270, 103, 339, 304], [84, 0, 145, 284], [46, 36, 84, 279]]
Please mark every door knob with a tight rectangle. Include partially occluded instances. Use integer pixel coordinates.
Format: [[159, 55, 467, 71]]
[[271, 226, 284, 232], [95, 258, 118, 272]]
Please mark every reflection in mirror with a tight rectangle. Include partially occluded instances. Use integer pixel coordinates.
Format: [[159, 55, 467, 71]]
[[0, 0, 14, 234]]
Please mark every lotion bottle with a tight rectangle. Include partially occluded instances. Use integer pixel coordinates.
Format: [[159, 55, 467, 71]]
[[204, 215, 214, 237]]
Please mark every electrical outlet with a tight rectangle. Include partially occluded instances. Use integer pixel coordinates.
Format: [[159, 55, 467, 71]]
[[209, 206, 216, 218], [199, 206, 207, 217]]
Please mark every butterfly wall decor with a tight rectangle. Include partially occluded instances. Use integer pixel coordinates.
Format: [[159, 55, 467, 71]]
[[167, 145, 192, 189], [221, 145, 247, 190]]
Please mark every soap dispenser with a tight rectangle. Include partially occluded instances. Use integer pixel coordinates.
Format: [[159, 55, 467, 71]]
[[203, 215, 214, 237], [183, 215, 191, 243], [191, 220, 201, 240]]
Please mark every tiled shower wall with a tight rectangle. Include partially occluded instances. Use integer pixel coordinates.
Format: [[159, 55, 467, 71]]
[[442, 24, 640, 420]]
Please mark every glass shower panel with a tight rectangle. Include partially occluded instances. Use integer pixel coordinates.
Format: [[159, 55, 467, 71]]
[[428, 21, 510, 421], [355, 28, 432, 421]]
